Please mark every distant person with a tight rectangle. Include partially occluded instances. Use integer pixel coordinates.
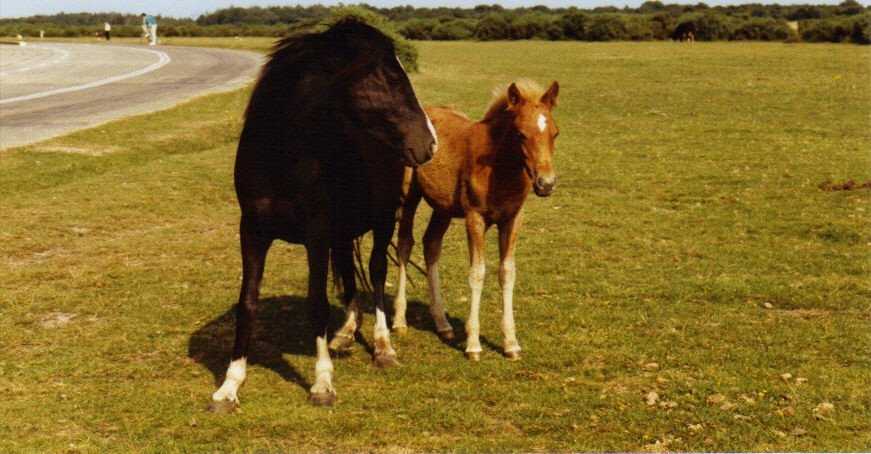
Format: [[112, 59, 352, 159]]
[[141, 13, 157, 46], [103, 22, 111, 41]]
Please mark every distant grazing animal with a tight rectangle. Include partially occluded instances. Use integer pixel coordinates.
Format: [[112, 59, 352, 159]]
[[391, 80, 560, 361], [209, 18, 437, 411], [673, 22, 695, 42]]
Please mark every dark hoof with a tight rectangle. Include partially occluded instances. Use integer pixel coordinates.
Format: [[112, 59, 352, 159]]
[[328, 334, 355, 352], [308, 392, 337, 407], [465, 351, 482, 361], [373, 354, 400, 368], [438, 329, 456, 341], [504, 350, 521, 361], [206, 399, 239, 414]]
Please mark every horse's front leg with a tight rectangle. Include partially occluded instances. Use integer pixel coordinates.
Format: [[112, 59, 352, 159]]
[[209, 215, 272, 412], [498, 210, 524, 360], [306, 222, 337, 406], [371, 221, 400, 367], [464, 212, 487, 361], [328, 241, 362, 352]]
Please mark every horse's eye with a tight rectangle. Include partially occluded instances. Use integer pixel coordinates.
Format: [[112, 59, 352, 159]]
[[517, 132, 527, 141]]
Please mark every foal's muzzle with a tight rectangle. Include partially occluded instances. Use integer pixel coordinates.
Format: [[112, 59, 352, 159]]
[[533, 172, 556, 197]]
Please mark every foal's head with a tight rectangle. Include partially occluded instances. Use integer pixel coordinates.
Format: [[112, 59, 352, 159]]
[[496, 80, 560, 197]]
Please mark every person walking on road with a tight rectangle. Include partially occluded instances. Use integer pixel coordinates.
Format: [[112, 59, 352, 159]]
[[141, 13, 157, 46], [103, 22, 111, 41]]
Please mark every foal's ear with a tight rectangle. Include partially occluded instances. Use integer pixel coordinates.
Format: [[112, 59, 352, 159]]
[[540, 81, 559, 109], [507, 83, 523, 108]]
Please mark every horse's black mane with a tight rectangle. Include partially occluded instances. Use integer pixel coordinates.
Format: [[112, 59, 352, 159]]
[[265, 18, 395, 83], [244, 18, 397, 124]]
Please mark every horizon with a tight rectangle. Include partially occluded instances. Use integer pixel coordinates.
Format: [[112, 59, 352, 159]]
[[0, 0, 863, 20]]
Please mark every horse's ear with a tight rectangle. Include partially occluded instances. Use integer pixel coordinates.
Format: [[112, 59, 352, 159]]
[[507, 83, 523, 108], [540, 81, 559, 109]]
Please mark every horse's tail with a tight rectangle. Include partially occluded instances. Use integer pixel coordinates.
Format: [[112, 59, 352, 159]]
[[329, 239, 373, 294]]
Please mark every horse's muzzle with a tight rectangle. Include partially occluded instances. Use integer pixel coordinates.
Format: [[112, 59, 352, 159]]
[[405, 137, 437, 167]]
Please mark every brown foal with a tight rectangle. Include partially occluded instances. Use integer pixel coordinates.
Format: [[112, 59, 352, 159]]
[[393, 79, 560, 360]]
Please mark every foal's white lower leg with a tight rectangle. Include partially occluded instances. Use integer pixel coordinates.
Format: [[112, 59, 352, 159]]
[[212, 357, 247, 407], [392, 240, 411, 332], [465, 260, 485, 360], [308, 335, 336, 406], [500, 257, 521, 359]]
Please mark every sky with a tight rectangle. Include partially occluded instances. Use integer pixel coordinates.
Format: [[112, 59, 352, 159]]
[[0, 0, 856, 19]]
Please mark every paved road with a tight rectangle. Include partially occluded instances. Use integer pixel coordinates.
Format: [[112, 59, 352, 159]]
[[0, 43, 263, 149]]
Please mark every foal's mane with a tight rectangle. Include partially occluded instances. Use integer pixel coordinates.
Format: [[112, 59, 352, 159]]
[[482, 79, 546, 121]]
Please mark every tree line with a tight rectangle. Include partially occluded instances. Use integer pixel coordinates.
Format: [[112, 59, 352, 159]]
[[1, 1, 868, 44]]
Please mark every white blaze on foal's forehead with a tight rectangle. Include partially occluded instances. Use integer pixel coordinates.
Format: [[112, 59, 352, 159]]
[[537, 113, 547, 132]]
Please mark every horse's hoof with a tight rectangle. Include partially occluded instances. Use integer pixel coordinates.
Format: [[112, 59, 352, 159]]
[[206, 399, 239, 414], [308, 391, 337, 407], [438, 329, 456, 341], [393, 325, 408, 335], [465, 351, 482, 361], [328, 334, 355, 352], [373, 354, 400, 368], [504, 350, 522, 361]]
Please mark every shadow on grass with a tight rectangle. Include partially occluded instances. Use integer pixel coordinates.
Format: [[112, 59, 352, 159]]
[[188, 292, 502, 394], [189, 295, 353, 392], [398, 299, 502, 355]]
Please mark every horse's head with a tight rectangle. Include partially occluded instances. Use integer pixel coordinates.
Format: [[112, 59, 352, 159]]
[[331, 20, 436, 167], [506, 80, 559, 197]]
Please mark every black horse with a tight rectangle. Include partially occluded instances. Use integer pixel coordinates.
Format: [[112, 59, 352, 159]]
[[209, 18, 437, 411]]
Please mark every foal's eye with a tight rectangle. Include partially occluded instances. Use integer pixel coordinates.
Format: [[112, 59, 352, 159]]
[[517, 132, 527, 141]]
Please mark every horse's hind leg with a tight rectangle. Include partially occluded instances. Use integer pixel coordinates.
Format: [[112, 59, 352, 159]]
[[371, 220, 400, 368], [423, 212, 455, 340], [210, 216, 272, 412], [392, 184, 422, 333], [306, 223, 337, 406], [328, 241, 361, 352]]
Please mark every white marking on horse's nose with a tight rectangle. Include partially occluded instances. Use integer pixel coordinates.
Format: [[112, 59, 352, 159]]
[[537, 113, 547, 132], [425, 113, 438, 149]]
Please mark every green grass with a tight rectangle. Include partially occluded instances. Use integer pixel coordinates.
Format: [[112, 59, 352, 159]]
[[1, 41, 868, 452]]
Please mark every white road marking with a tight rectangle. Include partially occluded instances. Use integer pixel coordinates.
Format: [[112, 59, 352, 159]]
[[0, 46, 171, 105]]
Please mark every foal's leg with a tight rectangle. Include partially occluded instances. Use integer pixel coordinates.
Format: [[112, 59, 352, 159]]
[[328, 242, 362, 351], [464, 212, 487, 361], [306, 224, 337, 406], [392, 186, 422, 333], [422, 212, 455, 339], [210, 216, 272, 412], [498, 211, 524, 360]]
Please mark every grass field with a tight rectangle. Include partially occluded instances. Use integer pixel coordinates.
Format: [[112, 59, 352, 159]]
[[1, 40, 869, 452]]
